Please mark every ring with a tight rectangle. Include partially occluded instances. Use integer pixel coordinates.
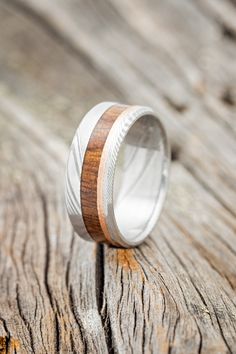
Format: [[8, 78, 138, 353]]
[[65, 102, 170, 248]]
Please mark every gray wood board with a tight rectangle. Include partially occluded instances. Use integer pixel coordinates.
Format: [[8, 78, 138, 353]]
[[0, 1, 235, 353]]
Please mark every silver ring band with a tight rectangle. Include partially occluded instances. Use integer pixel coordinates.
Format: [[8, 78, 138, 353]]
[[65, 102, 170, 248]]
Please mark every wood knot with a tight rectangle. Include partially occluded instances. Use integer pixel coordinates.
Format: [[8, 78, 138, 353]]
[[222, 24, 236, 41], [171, 144, 181, 161], [164, 95, 188, 113], [221, 88, 235, 106]]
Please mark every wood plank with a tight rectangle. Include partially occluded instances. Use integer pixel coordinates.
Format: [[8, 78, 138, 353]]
[[1, 85, 236, 353], [110, 0, 236, 132], [0, 1, 122, 144], [6, 0, 236, 217], [12, 0, 236, 133], [0, 96, 108, 353], [0, 0, 235, 352], [102, 161, 236, 352]]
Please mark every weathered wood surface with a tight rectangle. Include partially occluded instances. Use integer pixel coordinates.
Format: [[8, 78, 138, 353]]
[[0, 0, 235, 353]]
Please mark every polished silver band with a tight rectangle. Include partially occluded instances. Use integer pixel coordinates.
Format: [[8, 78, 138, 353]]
[[65, 102, 170, 247]]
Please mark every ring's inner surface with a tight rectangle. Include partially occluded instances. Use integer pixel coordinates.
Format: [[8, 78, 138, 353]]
[[113, 115, 166, 243]]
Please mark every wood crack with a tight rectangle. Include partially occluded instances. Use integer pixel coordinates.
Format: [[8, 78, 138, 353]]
[[65, 231, 75, 290], [68, 286, 87, 354], [211, 305, 233, 354], [55, 314, 60, 353], [39, 190, 54, 309], [176, 277, 203, 354], [95, 244, 114, 353], [16, 283, 35, 353], [95, 244, 105, 315]]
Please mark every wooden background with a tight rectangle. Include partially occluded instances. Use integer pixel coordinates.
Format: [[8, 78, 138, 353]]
[[0, 0, 236, 353]]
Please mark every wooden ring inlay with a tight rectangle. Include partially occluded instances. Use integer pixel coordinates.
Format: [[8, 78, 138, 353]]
[[80, 105, 128, 244]]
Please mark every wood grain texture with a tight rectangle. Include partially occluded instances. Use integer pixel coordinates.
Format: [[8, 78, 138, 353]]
[[81, 104, 127, 244], [0, 0, 236, 353], [8, 0, 236, 215]]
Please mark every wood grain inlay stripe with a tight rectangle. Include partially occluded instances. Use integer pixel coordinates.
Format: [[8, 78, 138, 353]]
[[81, 105, 128, 243]]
